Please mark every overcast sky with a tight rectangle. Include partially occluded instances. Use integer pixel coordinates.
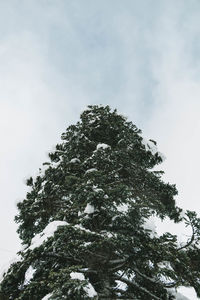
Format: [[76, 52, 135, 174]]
[[0, 1, 200, 298]]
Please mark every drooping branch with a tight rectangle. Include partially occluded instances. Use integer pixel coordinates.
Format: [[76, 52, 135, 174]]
[[108, 258, 127, 265], [113, 274, 161, 300], [132, 267, 159, 284], [109, 262, 127, 272]]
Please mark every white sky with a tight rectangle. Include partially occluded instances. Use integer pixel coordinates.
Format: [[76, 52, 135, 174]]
[[0, 1, 200, 298]]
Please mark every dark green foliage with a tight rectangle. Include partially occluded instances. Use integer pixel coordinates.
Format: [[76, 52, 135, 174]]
[[1, 105, 200, 299]]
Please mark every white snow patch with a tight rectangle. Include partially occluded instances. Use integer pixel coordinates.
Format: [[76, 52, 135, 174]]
[[93, 186, 103, 193], [148, 260, 154, 269], [116, 280, 127, 291], [83, 242, 92, 247], [106, 232, 113, 238], [62, 196, 69, 201], [74, 224, 94, 234], [141, 137, 158, 155], [177, 286, 198, 300], [51, 161, 60, 168], [29, 221, 68, 250], [168, 287, 190, 300], [70, 272, 97, 297], [141, 137, 165, 161], [175, 293, 190, 300], [102, 231, 117, 238], [23, 265, 36, 285], [117, 203, 129, 213], [41, 293, 53, 300], [112, 215, 118, 222], [158, 261, 173, 271], [84, 203, 95, 214], [70, 272, 85, 281], [85, 168, 97, 174], [70, 158, 81, 163], [96, 143, 110, 150], [84, 282, 97, 297], [88, 119, 96, 124]]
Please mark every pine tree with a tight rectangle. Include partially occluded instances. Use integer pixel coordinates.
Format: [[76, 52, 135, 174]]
[[1, 105, 200, 299]]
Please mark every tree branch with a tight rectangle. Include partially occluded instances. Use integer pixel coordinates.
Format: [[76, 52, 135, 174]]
[[177, 222, 195, 251], [113, 274, 160, 300]]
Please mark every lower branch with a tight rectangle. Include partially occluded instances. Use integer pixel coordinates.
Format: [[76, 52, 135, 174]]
[[114, 274, 160, 300]]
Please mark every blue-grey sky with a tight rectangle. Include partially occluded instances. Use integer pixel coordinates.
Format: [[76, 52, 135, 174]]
[[0, 1, 200, 298]]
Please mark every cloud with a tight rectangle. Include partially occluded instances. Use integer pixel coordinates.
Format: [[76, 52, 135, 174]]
[[142, 1, 200, 214], [0, 1, 199, 298]]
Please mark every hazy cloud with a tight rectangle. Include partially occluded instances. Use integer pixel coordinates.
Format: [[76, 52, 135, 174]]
[[0, 1, 199, 298]]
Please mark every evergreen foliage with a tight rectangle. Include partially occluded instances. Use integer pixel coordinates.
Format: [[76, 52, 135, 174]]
[[1, 105, 200, 299]]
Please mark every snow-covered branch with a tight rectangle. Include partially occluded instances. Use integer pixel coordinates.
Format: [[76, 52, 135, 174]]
[[114, 274, 160, 300]]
